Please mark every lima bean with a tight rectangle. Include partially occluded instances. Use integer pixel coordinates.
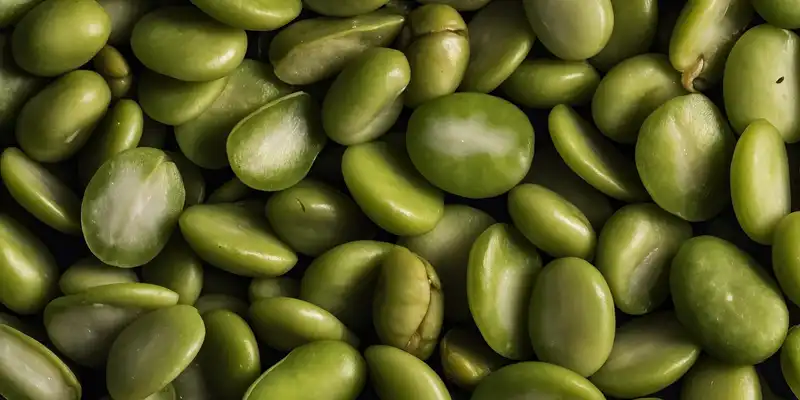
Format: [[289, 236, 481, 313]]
[[724, 24, 800, 143], [671, 236, 789, 364], [522, 0, 614, 61], [467, 223, 541, 360], [82, 148, 185, 268]]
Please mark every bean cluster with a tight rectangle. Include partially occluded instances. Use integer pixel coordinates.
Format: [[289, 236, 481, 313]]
[[0, 0, 798, 400]]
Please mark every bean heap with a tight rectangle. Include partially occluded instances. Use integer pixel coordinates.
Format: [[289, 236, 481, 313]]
[[0, 0, 798, 399]]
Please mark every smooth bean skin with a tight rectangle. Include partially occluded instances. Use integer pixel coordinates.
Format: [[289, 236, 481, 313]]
[[175, 59, 294, 169], [143, 384, 175, 400], [781, 326, 800, 398], [399, 205, 496, 323], [304, 0, 388, 17], [772, 213, 800, 307], [198, 310, 260, 398], [592, 53, 686, 144], [681, 356, 761, 400], [0, 214, 57, 314], [0, 0, 42, 27], [459, 1, 534, 93], [0, 325, 81, 400], [637, 94, 735, 221], [524, 146, 613, 230], [11, 0, 110, 77], [522, 0, 614, 61], [367, 346, 452, 400], [131, 6, 247, 82], [407, 93, 534, 199], [77, 99, 144, 183], [180, 203, 297, 278], [401, 4, 469, 107], [82, 148, 185, 268], [528, 258, 614, 377], [467, 223, 542, 360], [138, 70, 229, 127], [731, 120, 791, 244], [228, 92, 327, 192], [509, 184, 596, 260], [97, 0, 154, 45], [43, 283, 179, 367], [268, 11, 405, 85], [322, 48, 409, 146], [342, 140, 444, 236], [191, 0, 301, 31], [250, 277, 299, 302], [724, 24, 800, 143], [93, 45, 129, 78], [141, 237, 203, 305], [16, 70, 111, 163], [107, 75, 132, 100], [669, 0, 753, 91], [0, 34, 45, 143], [550, 104, 648, 202], [439, 328, 508, 391], [106, 305, 205, 400], [59, 257, 139, 295], [590, 312, 701, 398], [472, 362, 605, 400], [1, 147, 81, 235], [596, 204, 692, 315], [590, 0, 658, 71], [501, 60, 600, 109], [753, 0, 800, 29], [418, 0, 491, 10], [51, 282, 178, 316], [244, 341, 366, 400], [300, 240, 394, 330], [267, 179, 375, 257], [671, 236, 789, 364], [373, 247, 443, 360], [249, 297, 359, 352]]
